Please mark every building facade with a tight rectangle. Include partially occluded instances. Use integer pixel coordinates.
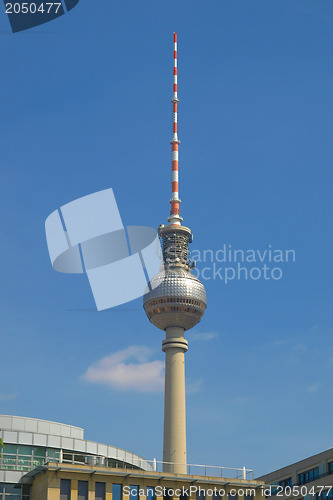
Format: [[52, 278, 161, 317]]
[[24, 462, 265, 500], [258, 448, 333, 500], [0, 415, 152, 500]]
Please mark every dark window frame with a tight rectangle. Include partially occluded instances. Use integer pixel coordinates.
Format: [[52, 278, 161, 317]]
[[147, 487, 155, 500], [95, 482, 105, 500], [279, 478, 292, 488], [112, 484, 122, 500], [60, 479, 71, 500], [78, 481, 88, 500], [298, 467, 319, 485]]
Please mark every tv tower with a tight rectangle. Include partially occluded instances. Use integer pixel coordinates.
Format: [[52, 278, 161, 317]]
[[143, 33, 207, 474]]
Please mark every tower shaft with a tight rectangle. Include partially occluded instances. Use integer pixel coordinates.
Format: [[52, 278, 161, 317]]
[[162, 327, 188, 474]]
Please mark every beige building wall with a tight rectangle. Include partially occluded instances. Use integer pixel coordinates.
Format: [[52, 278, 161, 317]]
[[258, 448, 333, 500], [29, 463, 265, 500]]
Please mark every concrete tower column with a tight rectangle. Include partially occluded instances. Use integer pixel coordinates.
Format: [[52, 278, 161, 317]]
[[162, 326, 188, 474]]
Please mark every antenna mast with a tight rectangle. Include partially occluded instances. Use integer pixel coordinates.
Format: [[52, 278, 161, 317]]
[[168, 32, 183, 226]]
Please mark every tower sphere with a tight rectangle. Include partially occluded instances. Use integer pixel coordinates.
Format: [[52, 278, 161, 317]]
[[143, 267, 207, 331]]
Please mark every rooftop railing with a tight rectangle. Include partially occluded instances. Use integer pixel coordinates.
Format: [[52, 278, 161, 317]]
[[0, 451, 254, 480], [143, 459, 254, 479]]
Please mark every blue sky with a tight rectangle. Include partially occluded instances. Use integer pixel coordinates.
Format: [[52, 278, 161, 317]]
[[1, 0, 332, 478]]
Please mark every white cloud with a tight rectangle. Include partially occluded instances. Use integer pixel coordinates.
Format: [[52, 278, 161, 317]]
[[187, 378, 203, 395], [293, 343, 307, 353], [191, 331, 219, 342], [232, 396, 250, 404], [270, 339, 291, 347], [307, 383, 321, 393], [0, 393, 18, 402], [82, 345, 164, 393]]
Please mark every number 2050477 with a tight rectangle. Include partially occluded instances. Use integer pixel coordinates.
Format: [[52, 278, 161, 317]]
[[5, 3, 62, 14], [269, 486, 333, 497]]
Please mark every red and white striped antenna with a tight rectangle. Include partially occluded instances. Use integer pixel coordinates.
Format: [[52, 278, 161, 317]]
[[168, 32, 183, 226]]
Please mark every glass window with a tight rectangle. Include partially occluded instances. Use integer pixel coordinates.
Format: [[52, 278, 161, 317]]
[[46, 449, 60, 461], [33, 447, 45, 467], [33, 447, 45, 458], [129, 486, 138, 500], [298, 467, 319, 485], [4, 486, 21, 500], [112, 485, 122, 500], [213, 494, 221, 500], [228, 494, 238, 500], [244, 496, 253, 500], [22, 485, 30, 500], [107, 459, 117, 468], [17, 455, 32, 470], [74, 454, 85, 464], [32, 457, 44, 467], [78, 482, 88, 500], [18, 446, 32, 456], [279, 478, 292, 488], [196, 492, 205, 500], [62, 452, 73, 463], [270, 486, 278, 496], [329, 462, 333, 475], [4, 485, 21, 495], [95, 483, 105, 500], [164, 489, 174, 500], [2, 454, 17, 469], [147, 488, 155, 500], [60, 480, 71, 500], [2, 445, 17, 455], [316, 490, 333, 500]]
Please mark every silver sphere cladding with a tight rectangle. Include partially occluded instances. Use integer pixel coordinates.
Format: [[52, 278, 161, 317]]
[[143, 268, 207, 331]]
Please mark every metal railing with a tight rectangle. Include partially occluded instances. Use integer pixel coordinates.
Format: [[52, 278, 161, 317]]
[[145, 459, 254, 479], [0, 451, 254, 480], [0, 455, 47, 472]]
